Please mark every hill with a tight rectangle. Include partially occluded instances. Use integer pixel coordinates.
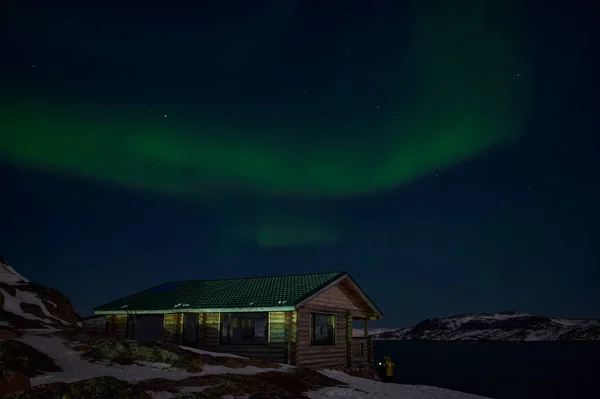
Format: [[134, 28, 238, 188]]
[[373, 311, 600, 342]]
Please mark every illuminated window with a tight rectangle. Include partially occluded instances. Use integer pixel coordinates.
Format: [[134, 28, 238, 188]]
[[311, 313, 335, 346], [220, 312, 268, 345]]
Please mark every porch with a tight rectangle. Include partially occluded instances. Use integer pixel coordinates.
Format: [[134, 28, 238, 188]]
[[348, 317, 374, 367]]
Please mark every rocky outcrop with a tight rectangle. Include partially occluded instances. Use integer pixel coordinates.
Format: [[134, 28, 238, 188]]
[[90, 338, 204, 371], [0, 258, 82, 329], [16, 282, 81, 326], [5, 376, 153, 399], [0, 258, 80, 396], [0, 339, 62, 396], [4, 368, 344, 399], [0, 340, 61, 377], [0, 369, 30, 397]]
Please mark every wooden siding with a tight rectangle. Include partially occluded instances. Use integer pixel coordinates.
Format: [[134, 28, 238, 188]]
[[107, 314, 127, 337], [163, 313, 183, 344], [287, 311, 298, 364], [295, 306, 348, 368], [198, 312, 220, 348], [305, 279, 372, 319], [83, 316, 108, 332], [367, 336, 374, 364], [346, 312, 353, 367], [195, 311, 291, 363], [294, 278, 380, 368]]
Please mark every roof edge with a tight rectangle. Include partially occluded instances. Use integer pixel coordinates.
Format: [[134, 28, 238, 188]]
[[344, 274, 384, 319], [294, 272, 383, 319], [94, 306, 296, 315], [288, 271, 348, 307]]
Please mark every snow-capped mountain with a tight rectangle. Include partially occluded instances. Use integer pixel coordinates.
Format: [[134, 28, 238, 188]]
[[373, 311, 600, 342], [0, 256, 82, 329]]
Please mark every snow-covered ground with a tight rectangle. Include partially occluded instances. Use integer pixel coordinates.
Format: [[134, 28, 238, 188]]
[[308, 370, 487, 399], [0, 261, 29, 283], [17, 333, 293, 386], [12, 330, 489, 398]]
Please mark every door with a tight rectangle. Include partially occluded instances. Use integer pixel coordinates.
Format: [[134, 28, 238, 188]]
[[133, 314, 164, 341], [182, 313, 199, 346]]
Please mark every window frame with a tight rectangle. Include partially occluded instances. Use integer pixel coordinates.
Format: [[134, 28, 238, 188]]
[[219, 311, 269, 346], [310, 312, 336, 346]]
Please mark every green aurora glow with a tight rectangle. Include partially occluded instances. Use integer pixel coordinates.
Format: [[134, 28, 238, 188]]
[[0, 0, 530, 246]]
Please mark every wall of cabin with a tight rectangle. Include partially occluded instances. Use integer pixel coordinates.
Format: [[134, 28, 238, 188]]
[[294, 278, 373, 368], [309, 280, 372, 319], [101, 278, 376, 370], [295, 306, 347, 368], [194, 311, 294, 363], [83, 315, 108, 332], [107, 314, 127, 337], [163, 313, 183, 344]]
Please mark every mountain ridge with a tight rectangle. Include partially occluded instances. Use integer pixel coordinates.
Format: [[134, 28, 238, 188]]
[[372, 311, 600, 342]]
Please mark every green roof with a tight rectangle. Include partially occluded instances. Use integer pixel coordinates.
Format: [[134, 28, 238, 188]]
[[94, 271, 348, 314]]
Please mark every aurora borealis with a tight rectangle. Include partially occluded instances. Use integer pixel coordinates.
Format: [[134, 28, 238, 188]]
[[1, 0, 598, 326]]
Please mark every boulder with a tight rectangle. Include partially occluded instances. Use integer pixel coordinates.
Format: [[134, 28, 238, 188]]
[[0, 369, 30, 396], [0, 328, 19, 340], [0, 340, 61, 377], [4, 376, 152, 399], [89, 338, 203, 371]]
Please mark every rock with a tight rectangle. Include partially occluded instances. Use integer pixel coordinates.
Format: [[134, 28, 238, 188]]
[[19, 282, 82, 326], [19, 303, 46, 320], [68, 376, 152, 399], [2, 382, 68, 399], [0, 282, 17, 297], [134, 377, 179, 393], [0, 311, 47, 329], [0, 340, 61, 376], [4, 377, 152, 399], [89, 338, 203, 371], [0, 369, 30, 396], [0, 328, 19, 340]]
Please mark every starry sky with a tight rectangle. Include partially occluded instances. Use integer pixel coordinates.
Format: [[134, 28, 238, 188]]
[[1, 0, 598, 328]]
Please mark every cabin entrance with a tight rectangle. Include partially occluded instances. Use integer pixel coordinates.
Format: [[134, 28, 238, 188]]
[[182, 313, 199, 346]]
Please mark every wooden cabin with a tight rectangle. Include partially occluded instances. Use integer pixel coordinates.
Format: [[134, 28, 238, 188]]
[[92, 271, 382, 368]]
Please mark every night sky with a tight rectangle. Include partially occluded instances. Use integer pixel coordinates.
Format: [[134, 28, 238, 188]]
[[1, 0, 598, 328]]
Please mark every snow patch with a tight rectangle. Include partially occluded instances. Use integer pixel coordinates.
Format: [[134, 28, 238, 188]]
[[307, 370, 490, 399], [0, 287, 49, 323], [0, 263, 29, 283], [180, 345, 248, 359]]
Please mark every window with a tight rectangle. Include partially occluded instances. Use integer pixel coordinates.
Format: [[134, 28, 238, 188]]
[[220, 312, 268, 345], [311, 313, 335, 346]]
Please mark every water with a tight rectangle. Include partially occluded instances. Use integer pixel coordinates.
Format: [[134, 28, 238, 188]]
[[373, 341, 600, 399]]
